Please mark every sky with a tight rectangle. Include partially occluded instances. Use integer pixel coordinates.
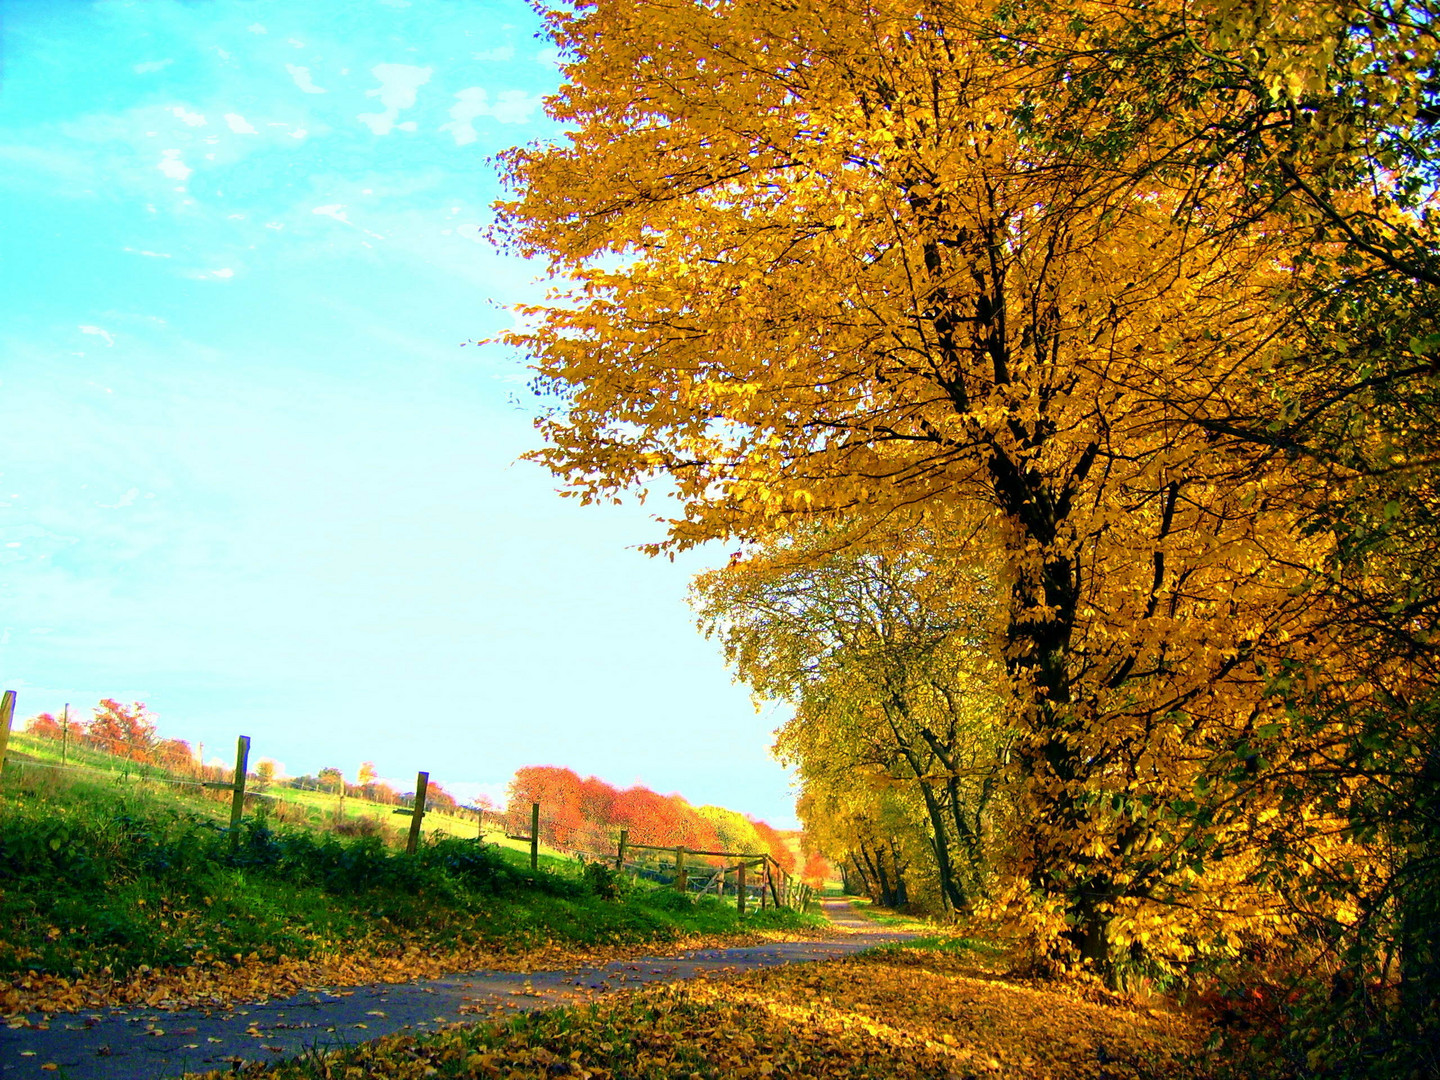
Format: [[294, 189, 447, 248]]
[[0, 0, 798, 826]]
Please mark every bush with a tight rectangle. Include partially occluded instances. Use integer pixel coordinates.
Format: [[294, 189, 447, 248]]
[[583, 860, 621, 900]]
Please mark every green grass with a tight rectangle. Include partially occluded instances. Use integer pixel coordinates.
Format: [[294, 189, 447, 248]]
[[0, 761, 822, 981], [840, 897, 933, 931]]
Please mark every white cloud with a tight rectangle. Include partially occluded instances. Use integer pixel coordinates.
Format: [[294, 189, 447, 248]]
[[440, 87, 541, 144], [535, 46, 562, 68], [357, 63, 432, 136], [287, 38, 306, 49], [211, 268, 235, 279], [97, 487, 140, 510], [291, 129, 309, 140], [248, 23, 267, 34], [157, 149, 191, 182], [312, 204, 386, 241], [473, 46, 514, 62], [224, 113, 258, 134], [286, 64, 327, 94], [78, 325, 115, 347], [134, 59, 173, 74], [169, 106, 206, 127], [122, 247, 173, 258]]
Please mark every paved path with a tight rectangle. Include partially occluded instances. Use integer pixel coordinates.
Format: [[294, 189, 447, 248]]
[[0, 901, 910, 1080]]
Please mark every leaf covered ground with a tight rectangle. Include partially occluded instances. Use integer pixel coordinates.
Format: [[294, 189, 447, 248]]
[[185, 943, 1215, 1080]]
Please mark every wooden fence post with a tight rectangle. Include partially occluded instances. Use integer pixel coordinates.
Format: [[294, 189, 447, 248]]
[[675, 846, 687, 893], [768, 860, 782, 908], [0, 691, 14, 773], [61, 703, 69, 766], [616, 829, 628, 870], [530, 802, 540, 870], [406, 771, 429, 855], [736, 861, 747, 916], [229, 735, 251, 849]]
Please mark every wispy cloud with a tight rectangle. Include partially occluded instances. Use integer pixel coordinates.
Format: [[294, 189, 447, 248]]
[[169, 106, 206, 127], [157, 148, 191, 183], [313, 204, 386, 240], [286, 64, 327, 94], [224, 113, 258, 134], [358, 63, 432, 136], [134, 59, 173, 75], [440, 87, 540, 144], [78, 325, 115, 346]]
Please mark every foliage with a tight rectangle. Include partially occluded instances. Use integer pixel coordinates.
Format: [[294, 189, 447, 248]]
[[697, 532, 1006, 914], [505, 765, 798, 867], [84, 699, 158, 762], [494, 4, 1439, 1054], [181, 944, 1213, 1080]]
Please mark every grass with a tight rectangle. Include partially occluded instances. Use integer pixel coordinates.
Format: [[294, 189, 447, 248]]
[[0, 759, 823, 990], [839, 896, 934, 933]]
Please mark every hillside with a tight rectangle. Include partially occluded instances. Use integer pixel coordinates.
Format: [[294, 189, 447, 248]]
[[0, 729, 823, 1018]]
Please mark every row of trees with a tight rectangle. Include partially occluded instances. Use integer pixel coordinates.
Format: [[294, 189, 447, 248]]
[[26, 700, 196, 770], [495, 0, 1438, 1069], [505, 764, 807, 875], [23, 705, 459, 811]]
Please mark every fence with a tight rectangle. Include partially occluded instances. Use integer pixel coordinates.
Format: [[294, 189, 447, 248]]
[[0, 699, 818, 910]]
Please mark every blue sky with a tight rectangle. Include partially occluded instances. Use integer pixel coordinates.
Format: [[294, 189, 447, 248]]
[[0, 0, 797, 825]]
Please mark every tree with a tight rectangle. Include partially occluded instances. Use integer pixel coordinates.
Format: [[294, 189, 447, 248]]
[[24, 713, 65, 740], [696, 531, 1007, 913], [496, 0, 1353, 974], [357, 761, 378, 786], [255, 759, 277, 789], [86, 700, 157, 762], [155, 739, 194, 771], [317, 766, 344, 797]]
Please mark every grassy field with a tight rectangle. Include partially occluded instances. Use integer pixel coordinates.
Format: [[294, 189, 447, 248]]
[[0, 742, 823, 1010]]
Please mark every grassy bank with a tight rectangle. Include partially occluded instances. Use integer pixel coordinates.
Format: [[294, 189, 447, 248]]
[[0, 762, 822, 1014]]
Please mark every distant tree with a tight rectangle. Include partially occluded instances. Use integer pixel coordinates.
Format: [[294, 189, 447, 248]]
[[801, 850, 832, 888], [750, 820, 797, 875], [255, 759, 277, 789], [317, 766, 344, 793], [24, 713, 65, 740], [508, 766, 585, 847], [155, 739, 194, 771], [86, 700, 157, 762], [425, 781, 458, 813], [357, 761, 378, 786]]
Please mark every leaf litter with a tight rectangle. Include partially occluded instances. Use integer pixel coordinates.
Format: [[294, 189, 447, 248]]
[[180, 944, 1215, 1080]]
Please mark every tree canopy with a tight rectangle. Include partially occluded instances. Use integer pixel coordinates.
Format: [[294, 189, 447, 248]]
[[496, 0, 1439, 1068]]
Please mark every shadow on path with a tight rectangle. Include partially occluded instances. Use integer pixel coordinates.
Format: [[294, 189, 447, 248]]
[[1, 900, 911, 1080]]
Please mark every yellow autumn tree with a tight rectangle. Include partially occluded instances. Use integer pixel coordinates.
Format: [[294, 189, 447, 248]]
[[695, 527, 1008, 914], [496, 0, 1378, 975]]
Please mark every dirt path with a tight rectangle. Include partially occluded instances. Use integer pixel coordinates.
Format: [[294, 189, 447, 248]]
[[0, 903, 911, 1080]]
